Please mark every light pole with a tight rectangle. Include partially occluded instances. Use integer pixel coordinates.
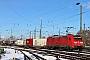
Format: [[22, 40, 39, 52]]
[[11, 28, 12, 40], [59, 28, 60, 36], [76, 2, 82, 34], [80, 5, 82, 34], [34, 27, 36, 39], [40, 18, 43, 39]]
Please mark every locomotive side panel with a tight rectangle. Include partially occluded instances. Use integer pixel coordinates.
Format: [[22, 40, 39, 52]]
[[59, 36, 68, 46], [53, 38, 59, 46], [47, 37, 54, 46], [67, 34, 74, 48]]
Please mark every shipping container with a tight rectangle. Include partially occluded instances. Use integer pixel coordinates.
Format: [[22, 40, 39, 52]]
[[33, 38, 47, 47], [15, 40, 24, 46], [23, 40, 26, 46], [26, 38, 33, 46], [8, 40, 15, 45]]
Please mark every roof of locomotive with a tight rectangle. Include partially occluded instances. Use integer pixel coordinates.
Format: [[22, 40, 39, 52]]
[[48, 34, 82, 38]]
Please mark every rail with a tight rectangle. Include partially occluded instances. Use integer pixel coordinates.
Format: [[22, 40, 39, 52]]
[[16, 49, 47, 60]]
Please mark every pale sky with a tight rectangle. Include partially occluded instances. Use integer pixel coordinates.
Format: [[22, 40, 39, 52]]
[[0, 0, 90, 38]]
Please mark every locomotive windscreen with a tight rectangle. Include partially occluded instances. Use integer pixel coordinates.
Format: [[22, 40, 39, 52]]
[[74, 35, 82, 40]]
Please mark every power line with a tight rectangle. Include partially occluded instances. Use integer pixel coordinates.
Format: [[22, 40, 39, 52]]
[[22, 0, 64, 17], [84, 12, 90, 18], [55, 9, 90, 25], [46, 8, 90, 31], [23, 0, 74, 20], [47, 8, 79, 22], [29, 4, 76, 19], [3, 0, 74, 23], [3, 0, 29, 22], [3, 0, 66, 24]]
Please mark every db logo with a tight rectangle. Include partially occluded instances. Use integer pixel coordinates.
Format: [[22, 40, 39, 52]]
[[27, 41, 29, 43]]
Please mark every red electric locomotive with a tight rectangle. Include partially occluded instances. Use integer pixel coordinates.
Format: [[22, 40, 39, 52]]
[[47, 34, 84, 51]]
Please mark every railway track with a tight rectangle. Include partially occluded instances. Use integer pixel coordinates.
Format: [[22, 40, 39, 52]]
[[1, 45, 90, 60], [15, 47, 90, 60]]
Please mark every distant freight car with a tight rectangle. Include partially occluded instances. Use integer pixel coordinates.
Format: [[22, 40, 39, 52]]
[[26, 38, 47, 48], [8, 40, 15, 45], [15, 40, 26, 46], [3, 40, 9, 45], [26, 38, 33, 46], [0, 40, 3, 45]]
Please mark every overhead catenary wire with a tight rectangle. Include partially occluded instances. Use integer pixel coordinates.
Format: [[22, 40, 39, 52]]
[[59, 9, 90, 24], [24, 1, 74, 22], [3, 0, 77, 24], [2, 0, 90, 37], [3, 0, 29, 22], [3, 0, 63, 22], [2, 0, 90, 24], [46, 7, 90, 34], [47, 8, 79, 23], [3, 0, 72, 23], [28, 4, 76, 19], [3, 0, 74, 27]]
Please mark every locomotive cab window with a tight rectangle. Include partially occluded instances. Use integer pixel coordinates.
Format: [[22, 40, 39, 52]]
[[74, 37, 82, 40]]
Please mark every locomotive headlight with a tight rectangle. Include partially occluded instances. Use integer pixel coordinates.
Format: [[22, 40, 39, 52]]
[[80, 42, 83, 43], [74, 42, 77, 43]]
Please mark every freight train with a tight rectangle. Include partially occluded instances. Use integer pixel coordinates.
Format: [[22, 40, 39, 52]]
[[26, 34, 84, 51], [2, 34, 84, 51]]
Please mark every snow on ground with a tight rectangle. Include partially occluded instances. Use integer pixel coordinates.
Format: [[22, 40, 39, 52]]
[[1, 48, 24, 60], [0, 48, 68, 60]]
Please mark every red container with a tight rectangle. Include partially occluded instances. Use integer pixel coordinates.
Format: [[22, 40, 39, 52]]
[[26, 38, 33, 46]]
